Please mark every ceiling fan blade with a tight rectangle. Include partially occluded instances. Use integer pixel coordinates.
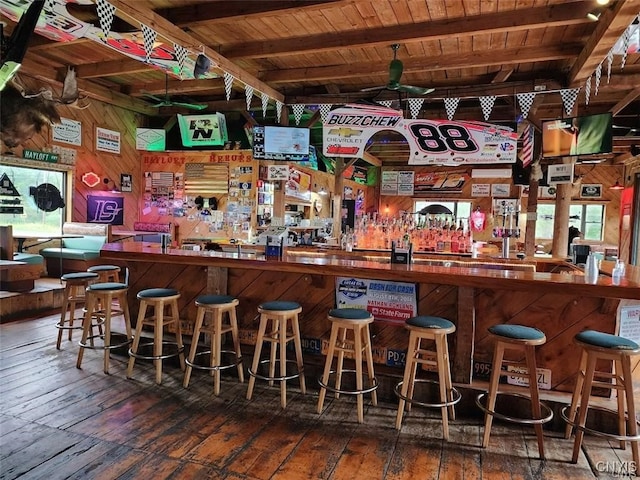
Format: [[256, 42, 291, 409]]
[[397, 84, 435, 96], [172, 102, 208, 111], [360, 85, 385, 92], [142, 92, 165, 103]]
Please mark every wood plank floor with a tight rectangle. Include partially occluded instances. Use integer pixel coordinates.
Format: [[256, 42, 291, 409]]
[[1, 311, 638, 479]]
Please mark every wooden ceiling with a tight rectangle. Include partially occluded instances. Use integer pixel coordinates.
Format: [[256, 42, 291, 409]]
[[2, 0, 639, 165]]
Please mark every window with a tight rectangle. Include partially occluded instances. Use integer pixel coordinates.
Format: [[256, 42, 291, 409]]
[[535, 204, 604, 240], [0, 163, 67, 235]]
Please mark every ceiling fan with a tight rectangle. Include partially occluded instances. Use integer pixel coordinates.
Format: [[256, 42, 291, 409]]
[[142, 75, 208, 111], [361, 44, 435, 96]]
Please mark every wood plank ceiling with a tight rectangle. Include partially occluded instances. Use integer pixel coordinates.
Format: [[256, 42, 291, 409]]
[[1, 0, 639, 166]]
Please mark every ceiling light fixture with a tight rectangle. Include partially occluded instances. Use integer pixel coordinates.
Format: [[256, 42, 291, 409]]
[[587, 10, 601, 21], [609, 179, 624, 190], [596, 0, 610, 5]]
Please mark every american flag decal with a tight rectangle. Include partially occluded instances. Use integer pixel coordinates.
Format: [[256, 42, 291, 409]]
[[519, 124, 534, 168]]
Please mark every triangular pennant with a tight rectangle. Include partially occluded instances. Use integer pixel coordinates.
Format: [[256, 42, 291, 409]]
[[140, 24, 157, 63], [479, 95, 496, 121], [292, 104, 306, 125], [96, 0, 116, 42], [606, 49, 614, 83], [275, 101, 283, 123], [260, 92, 269, 118], [223, 72, 234, 101], [444, 97, 459, 120], [244, 84, 254, 110], [560, 88, 580, 116], [174, 44, 187, 79], [378, 100, 393, 108], [584, 75, 592, 105], [319, 104, 332, 123], [44, 0, 56, 12], [407, 98, 424, 119], [594, 62, 602, 95], [516, 92, 536, 119], [620, 28, 631, 70]]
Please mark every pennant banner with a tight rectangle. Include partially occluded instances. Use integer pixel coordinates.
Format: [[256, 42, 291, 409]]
[[584, 75, 592, 105], [260, 92, 269, 118], [560, 88, 580, 116], [621, 28, 631, 69], [244, 84, 254, 111], [606, 49, 614, 83], [140, 24, 157, 63], [407, 98, 424, 119], [174, 44, 187, 78], [479, 95, 496, 121], [319, 104, 332, 123], [44, 0, 56, 12], [595, 62, 602, 95], [378, 100, 393, 108], [223, 72, 233, 101], [275, 100, 283, 123], [96, 0, 116, 41], [291, 104, 306, 125], [444, 97, 459, 120], [516, 92, 536, 119]]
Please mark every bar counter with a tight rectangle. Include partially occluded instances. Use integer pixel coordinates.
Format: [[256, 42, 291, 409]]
[[100, 242, 640, 394]]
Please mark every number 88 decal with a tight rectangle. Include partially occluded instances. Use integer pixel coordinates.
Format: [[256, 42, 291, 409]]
[[409, 123, 479, 153]]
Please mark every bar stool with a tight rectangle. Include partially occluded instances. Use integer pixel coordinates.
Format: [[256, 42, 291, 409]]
[[394, 315, 461, 440], [76, 282, 133, 374], [476, 324, 553, 459], [87, 264, 121, 283], [127, 288, 185, 385], [183, 294, 244, 395], [246, 301, 306, 408], [562, 330, 639, 466], [317, 308, 378, 424], [56, 271, 99, 349]]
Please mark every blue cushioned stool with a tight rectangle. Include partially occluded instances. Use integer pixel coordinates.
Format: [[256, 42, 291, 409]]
[[87, 264, 121, 283], [183, 295, 244, 395], [476, 324, 552, 459], [394, 316, 461, 440], [317, 308, 378, 423], [127, 288, 185, 385], [76, 282, 132, 374], [57, 271, 99, 350], [246, 301, 306, 408], [563, 330, 639, 466]]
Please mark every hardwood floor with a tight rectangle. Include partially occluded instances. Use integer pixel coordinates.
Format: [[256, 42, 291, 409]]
[[1, 311, 637, 479]]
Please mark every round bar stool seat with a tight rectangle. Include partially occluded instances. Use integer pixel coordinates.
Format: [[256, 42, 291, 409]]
[[562, 330, 639, 466], [183, 294, 244, 395], [127, 288, 185, 385], [317, 308, 378, 424], [246, 301, 306, 409], [476, 324, 553, 459], [394, 316, 461, 440], [87, 264, 121, 283], [76, 282, 133, 374], [56, 272, 99, 350]]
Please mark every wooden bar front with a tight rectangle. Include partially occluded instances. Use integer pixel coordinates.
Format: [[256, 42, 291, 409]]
[[100, 242, 640, 395]]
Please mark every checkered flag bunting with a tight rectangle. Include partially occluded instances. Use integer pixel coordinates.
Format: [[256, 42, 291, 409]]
[[444, 97, 459, 120], [621, 27, 631, 70], [174, 44, 187, 78], [560, 88, 580, 116], [408, 98, 424, 119], [244, 84, 254, 110], [319, 104, 332, 123], [261, 93, 269, 118], [276, 101, 283, 123], [292, 104, 306, 125], [140, 24, 157, 63], [584, 75, 592, 105], [479, 96, 496, 121], [223, 72, 234, 101], [516, 92, 536, 119], [595, 62, 602, 95], [44, 0, 56, 13], [606, 49, 614, 83], [378, 100, 393, 108], [96, 0, 116, 41]]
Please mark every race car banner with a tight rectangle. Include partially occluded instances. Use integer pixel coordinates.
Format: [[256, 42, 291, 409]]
[[336, 277, 417, 325], [323, 104, 518, 165]]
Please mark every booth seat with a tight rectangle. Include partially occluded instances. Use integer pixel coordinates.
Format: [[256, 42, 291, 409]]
[[40, 223, 112, 277], [13, 252, 44, 265]]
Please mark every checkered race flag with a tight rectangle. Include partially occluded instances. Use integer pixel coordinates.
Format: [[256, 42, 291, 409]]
[[479, 95, 496, 121], [292, 104, 306, 125], [223, 72, 234, 101], [319, 104, 332, 123], [44, 0, 56, 13], [96, 0, 116, 41], [606, 49, 614, 83], [276, 101, 283, 123], [516, 92, 536, 120], [174, 44, 187, 78], [261, 92, 269, 118], [595, 62, 602, 95], [444, 97, 459, 120], [408, 98, 424, 119], [584, 75, 592, 105], [620, 27, 631, 70], [140, 24, 157, 63], [560, 88, 580, 116], [244, 84, 254, 110], [378, 100, 393, 108]]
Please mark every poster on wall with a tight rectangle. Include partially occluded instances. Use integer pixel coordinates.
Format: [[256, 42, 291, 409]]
[[285, 167, 311, 201], [619, 304, 640, 344], [580, 184, 602, 198], [52, 117, 81, 146], [87, 195, 124, 225], [413, 171, 467, 194], [335, 277, 417, 325], [547, 163, 574, 184], [96, 127, 121, 154]]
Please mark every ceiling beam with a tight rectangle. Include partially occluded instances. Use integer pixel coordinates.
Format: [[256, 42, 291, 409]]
[[264, 44, 581, 83], [609, 87, 640, 116], [106, 0, 284, 102], [221, 2, 594, 59], [569, 0, 639, 84], [74, 59, 153, 79]]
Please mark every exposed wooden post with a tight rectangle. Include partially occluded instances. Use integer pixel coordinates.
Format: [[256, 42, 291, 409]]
[[551, 158, 574, 258], [0, 225, 13, 260], [524, 177, 539, 256]]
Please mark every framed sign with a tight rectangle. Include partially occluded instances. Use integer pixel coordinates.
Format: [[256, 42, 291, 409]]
[[96, 127, 121, 154], [120, 173, 132, 192], [52, 117, 82, 146], [580, 184, 602, 198]]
